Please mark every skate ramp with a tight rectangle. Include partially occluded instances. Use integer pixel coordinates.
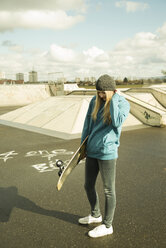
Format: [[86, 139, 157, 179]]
[[0, 83, 66, 106], [70, 88, 166, 127], [150, 84, 166, 92], [122, 92, 166, 127], [125, 92, 165, 111], [0, 87, 166, 140], [64, 83, 83, 93], [0, 96, 90, 139], [125, 87, 166, 109], [0, 85, 51, 106], [0, 95, 144, 140]]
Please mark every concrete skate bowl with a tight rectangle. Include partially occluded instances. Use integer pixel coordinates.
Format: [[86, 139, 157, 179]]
[[0, 85, 52, 107], [0, 87, 165, 140]]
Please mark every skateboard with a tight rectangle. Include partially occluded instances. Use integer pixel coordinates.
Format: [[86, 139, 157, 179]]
[[56, 136, 88, 191]]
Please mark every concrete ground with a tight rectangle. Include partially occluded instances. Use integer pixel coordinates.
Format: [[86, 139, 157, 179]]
[[0, 107, 166, 248]]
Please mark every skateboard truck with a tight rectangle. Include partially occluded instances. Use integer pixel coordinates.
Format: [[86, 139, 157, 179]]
[[56, 135, 88, 191], [56, 160, 64, 177]]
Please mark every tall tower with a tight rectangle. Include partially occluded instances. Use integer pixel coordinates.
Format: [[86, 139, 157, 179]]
[[16, 73, 24, 81], [29, 71, 38, 83]]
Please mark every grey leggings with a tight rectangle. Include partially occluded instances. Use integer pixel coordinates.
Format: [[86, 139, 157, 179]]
[[84, 157, 117, 228]]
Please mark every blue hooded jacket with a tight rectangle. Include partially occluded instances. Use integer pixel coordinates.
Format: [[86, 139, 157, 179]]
[[81, 93, 130, 160]]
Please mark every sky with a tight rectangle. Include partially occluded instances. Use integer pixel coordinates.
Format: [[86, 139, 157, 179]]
[[0, 0, 166, 81]]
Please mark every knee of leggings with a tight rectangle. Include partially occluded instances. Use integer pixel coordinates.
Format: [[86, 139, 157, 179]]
[[104, 187, 115, 197]]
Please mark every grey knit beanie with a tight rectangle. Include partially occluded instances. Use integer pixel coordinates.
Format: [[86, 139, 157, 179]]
[[96, 74, 116, 91]]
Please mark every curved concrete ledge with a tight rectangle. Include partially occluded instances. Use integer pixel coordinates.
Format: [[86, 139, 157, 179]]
[[0, 119, 81, 140], [126, 87, 166, 108], [0, 113, 145, 140], [148, 88, 166, 108], [122, 92, 166, 127]]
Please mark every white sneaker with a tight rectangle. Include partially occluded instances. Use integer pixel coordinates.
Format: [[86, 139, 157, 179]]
[[88, 224, 113, 238], [78, 215, 102, 225]]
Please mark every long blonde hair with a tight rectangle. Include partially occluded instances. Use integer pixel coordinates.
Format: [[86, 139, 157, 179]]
[[92, 91, 113, 124]]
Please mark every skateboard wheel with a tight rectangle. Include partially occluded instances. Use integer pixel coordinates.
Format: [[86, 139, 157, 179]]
[[58, 171, 62, 177], [56, 160, 63, 167], [58, 172, 62, 177], [58, 165, 64, 177]]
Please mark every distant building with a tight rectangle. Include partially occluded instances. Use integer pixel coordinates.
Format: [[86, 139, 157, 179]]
[[90, 77, 96, 83], [84, 77, 89, 82], [0, 79, 5, 84], [75, 77, 81, 83], [29, 71, 38, 83], [0, 72, 5, 79], [16, 73, 24, 81], [57, 77, 66, 83]]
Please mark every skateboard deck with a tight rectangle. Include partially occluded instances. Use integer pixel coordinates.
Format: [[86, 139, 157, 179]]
[[57, 136, 88, 191]]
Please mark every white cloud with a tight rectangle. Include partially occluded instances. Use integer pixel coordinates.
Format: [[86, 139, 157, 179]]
[[115, 32, 158, 51], [49, 44, 76, 62], [110, 23, 166, 77], [0, 10, 84, 32], [0, 0, 87, 12], [115, 1, 149, 12], [1, 22, 166, 80], [0, 0, 87, 32], [81, 47, 110, 74], [83, 46, 104, 58], [157, 22, 166, 38], [9, 45, 24, 53]]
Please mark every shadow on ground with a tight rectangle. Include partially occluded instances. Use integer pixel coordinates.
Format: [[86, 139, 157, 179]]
[[0, 186, 80, 225]]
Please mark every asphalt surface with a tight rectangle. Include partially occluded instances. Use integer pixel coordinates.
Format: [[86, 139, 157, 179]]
[[0, 106, 166, 248]]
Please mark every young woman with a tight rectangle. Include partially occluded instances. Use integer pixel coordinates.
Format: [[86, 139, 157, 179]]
[[79, 74, 130, 238]]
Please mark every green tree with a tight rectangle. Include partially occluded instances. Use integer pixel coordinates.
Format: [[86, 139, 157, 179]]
[[123, 77, 128, 83], [161, 70, 166, 76]]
